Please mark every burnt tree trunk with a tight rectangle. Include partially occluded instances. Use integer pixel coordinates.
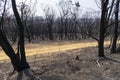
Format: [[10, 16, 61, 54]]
[[98, 0, 109, 57], [0, 0, 21, 71], [111, 0, 119, 53], [0, 30, 21, 71], [11, 0, 30, 70]]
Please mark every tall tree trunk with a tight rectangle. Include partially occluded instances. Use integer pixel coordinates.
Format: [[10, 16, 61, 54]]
[[11, 0, 30, 70], [98, 0, 109, 57], [111, 0, 119, 53], [0, 0, 21, 71]]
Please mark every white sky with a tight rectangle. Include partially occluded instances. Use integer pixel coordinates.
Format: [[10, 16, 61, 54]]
[[36, 0, 100, 16], [15, 0, 100, 17]]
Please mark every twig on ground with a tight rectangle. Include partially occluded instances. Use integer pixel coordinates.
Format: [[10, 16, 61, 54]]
[[96, 59, 101, 67]]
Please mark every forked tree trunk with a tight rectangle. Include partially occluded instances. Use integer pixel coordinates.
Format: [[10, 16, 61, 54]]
[[0, 30, 21, 71], [11, 0, 30, 70], [0, 0, 21, 71]]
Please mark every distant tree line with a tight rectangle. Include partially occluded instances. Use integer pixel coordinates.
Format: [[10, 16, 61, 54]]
[[2, 15, 101, 42], [0, 0, 101, 42]]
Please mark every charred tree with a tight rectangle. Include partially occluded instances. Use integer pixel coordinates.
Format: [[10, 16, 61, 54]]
[[0, 0, 21, 71], [98, 0, 109, 57], [111, 0, 119, 53], [11, 0, 30, 70]]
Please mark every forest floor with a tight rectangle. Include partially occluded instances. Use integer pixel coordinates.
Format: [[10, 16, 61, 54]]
[[0, 40, 120, 80], [0, 39, 110, 60]]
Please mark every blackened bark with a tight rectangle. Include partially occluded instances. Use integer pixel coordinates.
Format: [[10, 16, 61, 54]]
[[98, 34, 105, 57], [0, 30, 21, 71], [11, 0, 30, 70], [0, 0, 21, 71], [98, 0, 109, 57], [111, 0, 119, 53]]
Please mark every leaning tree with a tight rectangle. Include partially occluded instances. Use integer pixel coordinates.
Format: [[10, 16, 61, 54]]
[[0, 0, 38, 79]]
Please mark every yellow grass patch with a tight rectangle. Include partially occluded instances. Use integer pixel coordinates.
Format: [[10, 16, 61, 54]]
[[0, 40, 110, 61]]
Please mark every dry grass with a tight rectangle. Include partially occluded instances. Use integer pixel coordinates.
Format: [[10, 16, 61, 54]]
[[0, 40, 111, 61], [0, 40, 120, 80], [0, 46, 120, 80]]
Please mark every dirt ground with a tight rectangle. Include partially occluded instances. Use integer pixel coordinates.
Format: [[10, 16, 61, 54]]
[[0, 46, 120, 80]]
